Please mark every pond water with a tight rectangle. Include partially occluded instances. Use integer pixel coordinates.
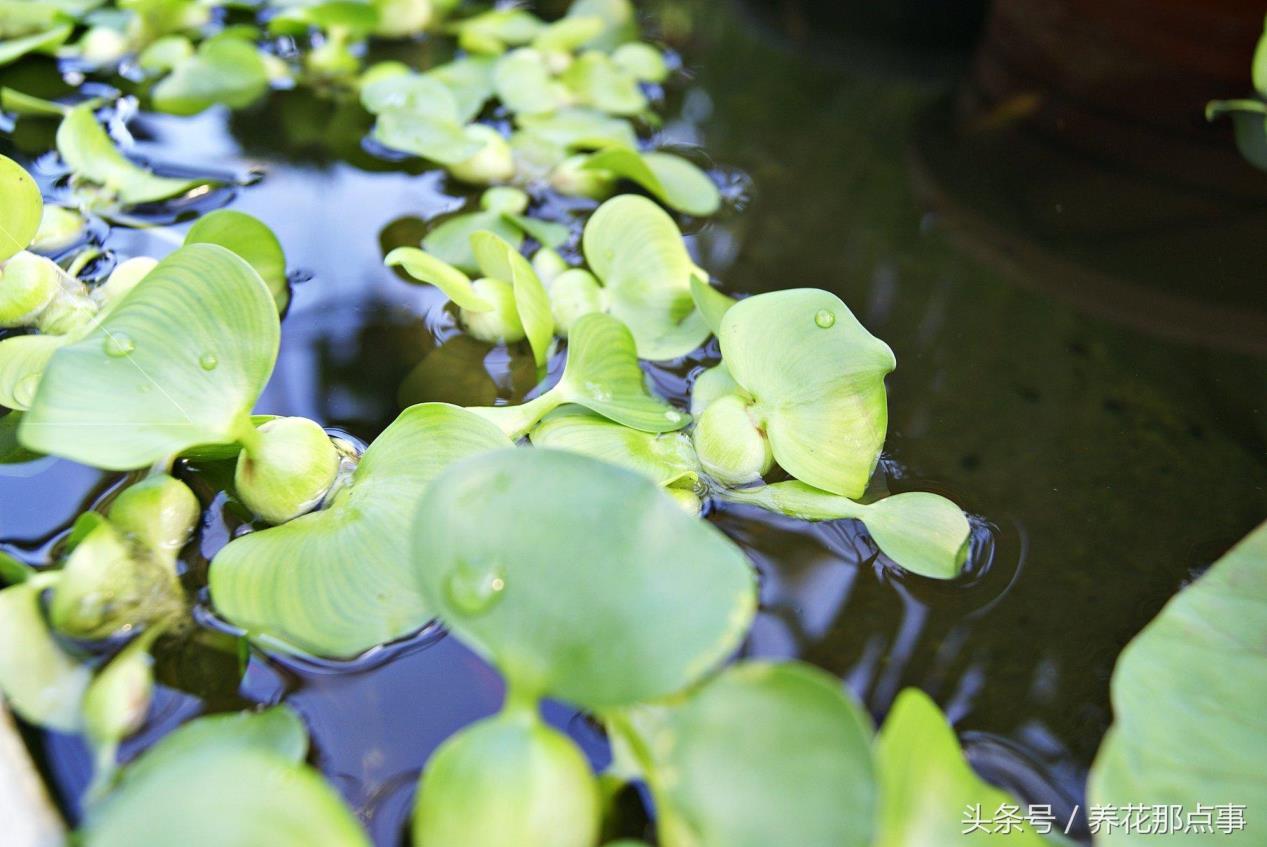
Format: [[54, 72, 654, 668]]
[[2, 1, 1266, 844]]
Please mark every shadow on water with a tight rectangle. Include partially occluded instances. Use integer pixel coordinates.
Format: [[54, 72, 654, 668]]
[[2, 0, 1267, 842]]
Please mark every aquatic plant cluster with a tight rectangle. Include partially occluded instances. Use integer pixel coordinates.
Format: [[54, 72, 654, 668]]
[[0, 1, 1263, 845]]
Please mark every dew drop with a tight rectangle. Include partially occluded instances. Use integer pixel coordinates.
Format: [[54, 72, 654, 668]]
[[445, 561, 507, 616], [199, 352, 219, 371], [104, 333, 135, 357], [665, 409, 683, 423], [814, 309, 836, 329]]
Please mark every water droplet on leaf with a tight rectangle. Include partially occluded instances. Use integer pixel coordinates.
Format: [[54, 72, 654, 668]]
[[104, 333, 135, 357], [814, 309, 835, 329], [199, 353, 218, 371], [445, 560, 507, 616]]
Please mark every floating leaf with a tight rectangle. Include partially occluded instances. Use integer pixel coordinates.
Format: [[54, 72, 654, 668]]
[[689, 274, 733, 335], [610, 661, 875, 847], [0, 154, 42, 262], [470, 230, 553, 369], [21, 244, 280, 470], [721, 482, 969, 580], [612, 42, 668, 83], [210, 404, 512, 658], [386, 246, 492, 311], [372, 109, 484, 165], [719, 289, 895, 498], [0, 24, 71, 68], [449, 8, 544, 55], [493, 48, 566, 116], [185, 209, 289, 311], [561, 50, 645, 116], [565, 0, 636, 52], [0, 574, 92, 732], [0, 333, 65, 411], [413, 710, 600, 847], [151, 35, 269, 116], [426, 55, 496, 122], [516, 107, 637, 151], [1088, 520, 1267, 844], [361, 70, 460, 119], [56, 105, 207, 206], [412, 448, 756, 708], [532, 15, 605, 55], [582, 148, 720, 216], [875, 688, 1048, 846], [80, 708, 370, 847], [470, 312, 688, 438], [530, 406, 699, 488], [582, 195, 710, 360]]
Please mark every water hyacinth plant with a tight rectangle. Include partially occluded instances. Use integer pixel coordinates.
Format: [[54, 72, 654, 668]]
[[1, 1, 1262, 846]]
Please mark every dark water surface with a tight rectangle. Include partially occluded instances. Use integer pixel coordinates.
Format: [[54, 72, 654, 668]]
[[2, 1, 1266, 843]]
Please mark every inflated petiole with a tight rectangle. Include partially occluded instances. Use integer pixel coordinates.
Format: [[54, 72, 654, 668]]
[[722, 481, 971, 580], [234, 416, 340, 525], [469, 312, 689, 439]]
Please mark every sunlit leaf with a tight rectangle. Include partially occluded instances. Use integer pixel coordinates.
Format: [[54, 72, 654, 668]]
[[565, 0, 636, 52], [612, 42, 668, 83], [531, 15, 604, 55], [210, 404, 512, 658], [421, 208, 522, 275], [1088, 520, 1267, 845], [516, 107, 637, 151], [449, 8, 544, 55], [582, 195, 710, 360], [470, 312, 688, 438], [0, 575, 91, 732], [426, 55, 496, 122], [721, 482, 969, 580], [413, 710, 600, 847], [875, 688, 1048, 846], [530, 406, 699, 488], [185, 209, 289, 311], [582, 148, 720, 216], [561, 50, 645, 116], [151, 35, 269, 116], [471, 230, 553, 369], [372, 109, 484, 165], [385, 246, 493, 311], [689, 275, 733, 337], [610, 661, 875, 847], [493, 48, 566, 116], [56, 105, 208, 205], [80, 707, 370, 847], [0, 24, 71, 68], [0, 155, 41, 263], [136, 34, 193, 74], [413, 448, 756, 708], [361, 70, 459, 120], [719, 289, 895, 498], [21, 244, 280, 470]]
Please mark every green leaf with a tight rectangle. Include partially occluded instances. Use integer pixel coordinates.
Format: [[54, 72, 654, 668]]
[[1088, 520, 1267, 844], [532, 15, 605, 55], [610, 661, 875, 847], [80, 708, 369, 847], [0, 24, 71, 68], [1253, 23, 1267, 98], [505, 214, 569, 249], [361, 71, 459, 120], [210, 404, 512, 658], [689, 275, 734, 337], [421, 209, 523, 275], [151, 36, 269, 116], [470, 230, 554, 369], [412, 710, 601, 847], [565, 0, 636, 52], [0, 575, 91, 732], [137, 34, 194, 74], [875, 688, 1047, 846], [0, 333, 66, 411], [516, 108, 637, 151], [56, 105, 207, 206], [20, 243, 280, 470], [0, 155, 42, 262], [583, 148, 720, 216], [470, 312, 688, 438], [612, 42, 668, 83], [412, 448, 756, 708], [582, 195, 710, 360], [449, 8, 544, 55], [185, 209, 289, 311], [385, 246, 493, 311], [529, 406, 699, 488], [426, 55, 496, 123], [561, 50, 646, 116], [722, 482, 970, 580], [493, 48, 566, 116], [719, 289, 895, 498], [372, 109, 484, 166]]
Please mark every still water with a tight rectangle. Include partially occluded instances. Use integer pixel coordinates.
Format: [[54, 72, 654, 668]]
[[2, 0, 1266, 843]]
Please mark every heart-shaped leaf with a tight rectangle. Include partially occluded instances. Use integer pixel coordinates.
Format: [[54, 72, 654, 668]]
[[80, 707, 370, 847], [582, 148, 720, 216], [470, 311, 688, 439], [412, 448, 756, 709], [609, 661, 875, 847], [151, 35, 269, 116], [1088, 520, 1267, 844], [56, 105, 208, 206], [719, 289, 895, 498], [184, 209, 289, 311], [0, 574, 92, 732], [875, 688, 1049, 847], [530, 406, 699, 488], [210, 404, 513, 658], [20, 243, 280, 470], [581, 195, 711, 360], [0, 154, 42, 262], [722, 482, 970, 580]]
